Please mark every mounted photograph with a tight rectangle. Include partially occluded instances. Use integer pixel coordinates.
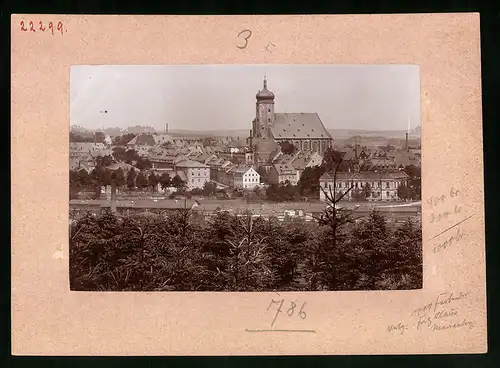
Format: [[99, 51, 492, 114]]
[[69, 64, 422, 292]]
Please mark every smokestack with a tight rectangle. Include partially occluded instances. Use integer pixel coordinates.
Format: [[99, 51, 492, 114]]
[[165, 122, 169, 133], [405, 133, 409, 152], [110, 173, 117, 214]]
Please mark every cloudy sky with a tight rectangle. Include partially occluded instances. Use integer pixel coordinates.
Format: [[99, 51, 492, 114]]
[[70, 64, 421, 132]]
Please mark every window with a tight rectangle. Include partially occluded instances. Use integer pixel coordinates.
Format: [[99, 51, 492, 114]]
[[192, 179, 195, 183], [386, 191, 390, 197], [386, 182, 390, 189]]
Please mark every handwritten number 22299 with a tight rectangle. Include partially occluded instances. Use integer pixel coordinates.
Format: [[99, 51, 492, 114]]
[[267, 299, 307, 327], [20, 20, 64, 35]]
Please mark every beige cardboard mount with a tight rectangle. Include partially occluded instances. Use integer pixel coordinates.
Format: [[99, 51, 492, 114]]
[[11, 14, 486, 355]]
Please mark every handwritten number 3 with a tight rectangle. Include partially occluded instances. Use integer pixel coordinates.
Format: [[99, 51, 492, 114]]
[[237, 29, 252, 49]]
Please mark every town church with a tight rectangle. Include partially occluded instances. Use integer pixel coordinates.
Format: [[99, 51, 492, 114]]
[[250, 76, 334, 157]]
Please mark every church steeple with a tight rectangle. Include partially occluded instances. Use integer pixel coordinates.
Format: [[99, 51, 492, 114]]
[[254, 75, 275, 140], [256, 75, 274, 101]]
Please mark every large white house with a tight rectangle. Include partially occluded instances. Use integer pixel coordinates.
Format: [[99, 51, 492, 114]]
[[222, 166, 260, 189], [174, 159, 210, 189]]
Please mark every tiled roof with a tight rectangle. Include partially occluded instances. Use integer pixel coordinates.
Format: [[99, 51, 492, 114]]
[[253, 139, 280, 162], [70, 142, 106, 152], [227, 165, 256, 176], [107, 162, 140, 172], [69, 157, 81, 170], [273, 153, 295, 164], [175, 171, 188, 182], [175, 159, 209, 168], [320, 171, 410, 181], [228, 140, 246, 148], [274, 163, 298, 175], [127, 134, 156, 147], [153, 134, 175, 144], [270, 113, 332, 140]]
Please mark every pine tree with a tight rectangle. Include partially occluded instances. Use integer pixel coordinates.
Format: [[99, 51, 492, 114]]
[[136, 171, 149, 190], [159, 172, 171, 191], [115, 167, 126, 187], [126, 168, 137, 189], [148, 172, 159, 192]]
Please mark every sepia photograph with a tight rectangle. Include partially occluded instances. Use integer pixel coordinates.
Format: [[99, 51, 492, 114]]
[[69, 64, 422, 292]]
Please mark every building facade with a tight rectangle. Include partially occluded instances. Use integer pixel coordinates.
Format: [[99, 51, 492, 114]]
[[174, 159, 210, 189], [126, 134, 157, 157], [69, 142, 107, 158], [233, 167, 260, 189], [319, 171, 411, 201], [268, 163, 300, 185]]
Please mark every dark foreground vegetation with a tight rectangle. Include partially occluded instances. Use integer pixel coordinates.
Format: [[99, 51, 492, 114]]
[[69, 207, 422, 292]]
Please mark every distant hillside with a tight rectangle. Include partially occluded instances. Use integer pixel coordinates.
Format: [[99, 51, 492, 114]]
[[71, 125, 421, 140], [328, 129, 420, 139], [166, 129, 250, 138], [167, 128, 420, 140]]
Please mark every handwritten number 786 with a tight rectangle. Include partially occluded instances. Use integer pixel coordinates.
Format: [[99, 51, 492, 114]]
[[267, 299, 307, 327]]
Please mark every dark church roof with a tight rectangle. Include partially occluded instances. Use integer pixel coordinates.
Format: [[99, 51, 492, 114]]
[[271, 113, 332, 140], [256, 76, 275, 101]]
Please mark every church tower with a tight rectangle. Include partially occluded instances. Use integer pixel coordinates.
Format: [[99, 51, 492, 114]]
[[253, 76, 275, 140]]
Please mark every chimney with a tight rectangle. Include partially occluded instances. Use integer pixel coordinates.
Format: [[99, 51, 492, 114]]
[[165, 123, 169, 133], [405, 133, 409, 152], [110, 173, 117, 214]]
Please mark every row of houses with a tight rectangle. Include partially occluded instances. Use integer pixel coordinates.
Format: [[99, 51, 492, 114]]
[[339, 146, 421, 171], [69, 198, 421, 224], [126, 133, 245, 158]]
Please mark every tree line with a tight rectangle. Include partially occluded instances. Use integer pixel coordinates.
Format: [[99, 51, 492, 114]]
[[70, 207, 422, 292], [70, 166, 187, 198]]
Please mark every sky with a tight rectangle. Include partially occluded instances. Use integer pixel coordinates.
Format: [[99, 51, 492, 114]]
[[70, 64, 421, 132]]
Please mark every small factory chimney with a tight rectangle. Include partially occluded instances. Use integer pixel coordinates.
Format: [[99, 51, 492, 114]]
[[405, 133, 409, 152], [110, 172, 117, 214], [165, 122, 169, 133]]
